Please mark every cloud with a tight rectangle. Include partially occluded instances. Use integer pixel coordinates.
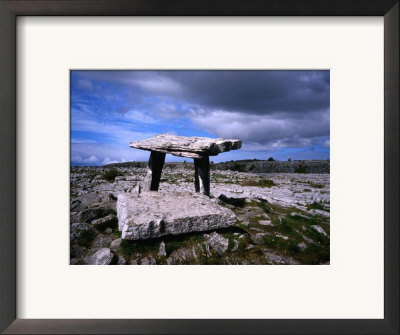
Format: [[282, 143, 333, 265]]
[[71, 107, 156, 145], [102, 157, 120, 165], [173, 70, 330, 115], [77, 79, 93, 90], [71, 139, 97, 144], [71, 154, 99, 165], [131, 75, 183, 96], [124, 110, 158, 124], [191, 109, 329, 148], [71, 142, 150, 166]]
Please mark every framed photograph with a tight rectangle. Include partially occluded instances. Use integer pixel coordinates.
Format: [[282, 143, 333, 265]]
[[0, 0, 398, 334], [69, 69, 330, 267]]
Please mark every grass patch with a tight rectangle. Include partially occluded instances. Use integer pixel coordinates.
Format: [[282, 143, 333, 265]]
[[100, 169, 123, 182], [256, 200, 272, 214], [304, 181, 325, 189], [301, 244, 330, 264], [200, 253, 225, 265], [305, 226, 329, 244], [77, 230, 96, 248], [213, 173, 230, 179], [119, 239, 160, 258], [95, 218, 118, 233], [240, 178, 275, 188], [109, 254, 120, 265], [262, 235, 300, 254], [294, 163, 307, 173], [250, 204, 330, 264], [164, 233, 205, 256], [306, 202, 328, 211], [288, 213, 320, 225]]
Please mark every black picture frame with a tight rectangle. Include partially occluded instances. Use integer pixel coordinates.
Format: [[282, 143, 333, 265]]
[[0, 1, 398, 334]]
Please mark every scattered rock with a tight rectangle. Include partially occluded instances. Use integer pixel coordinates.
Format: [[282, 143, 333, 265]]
[[70, 245, 86, 258], [110, 238, 122, 252], [70, 258, 81, 265], [258, 220, 273, 226], [290, 212, 309, 219], [167, 247, 196, 265], [140, 256, 156, 265], [218, 194, 246, 207], [309, 209, 330, 217], [203, 232, 229, 255], [203, 242, 212, 258], [264, 251, 286, 264], [275, 234, 289, 240], [70, 223, 93, 241], [126, 176, 144, 182], [254, 232, 272, 244], [158, 242, 166, 257], [71, 222, 93, 232], [85, 248, 113, 265], [263, 249, 300, 265], [71, 208, 114, 223], [302, 235, 316, 244], [117, 255, 126, 265], [312, 225, 328, 237], [93, 235, 112, 248], [91, 214, 117, 226], [71, 199, 86, 212], [231, 240, 239, 252], [297, 242, 307, 251]]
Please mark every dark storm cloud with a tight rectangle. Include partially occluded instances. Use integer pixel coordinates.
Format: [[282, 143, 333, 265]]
[[74, 70, 329, 116], [165, 70, 330, 115]]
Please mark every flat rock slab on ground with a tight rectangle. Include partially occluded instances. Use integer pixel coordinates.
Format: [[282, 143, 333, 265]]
[[117, 191, 237, 240], [130, 134, 241, 159]]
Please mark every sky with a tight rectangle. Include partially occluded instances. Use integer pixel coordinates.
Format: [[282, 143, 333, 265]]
[[71, 70, 330, 166]]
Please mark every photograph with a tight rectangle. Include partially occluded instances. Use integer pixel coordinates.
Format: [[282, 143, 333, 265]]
[[70, 70, 330, 265]]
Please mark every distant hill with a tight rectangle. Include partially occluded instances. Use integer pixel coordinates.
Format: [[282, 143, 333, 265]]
[[106, 159, 330, 174], [213, 160, 329, 174]]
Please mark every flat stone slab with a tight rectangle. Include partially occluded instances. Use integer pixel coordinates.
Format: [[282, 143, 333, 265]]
[[117, 191, 236, 240], [130, 134, 242, 159]]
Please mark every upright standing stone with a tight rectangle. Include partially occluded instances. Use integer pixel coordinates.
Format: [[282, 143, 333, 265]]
[[143, 151, 166, 192], [194, 156, 210, 196]]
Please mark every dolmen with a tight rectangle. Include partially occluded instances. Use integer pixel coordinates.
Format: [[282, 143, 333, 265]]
[[130, 134, 242, 196], [117, 134, 242, 240]]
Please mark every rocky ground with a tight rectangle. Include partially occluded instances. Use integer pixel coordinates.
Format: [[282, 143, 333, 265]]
[[70, 164, 330, 265]]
